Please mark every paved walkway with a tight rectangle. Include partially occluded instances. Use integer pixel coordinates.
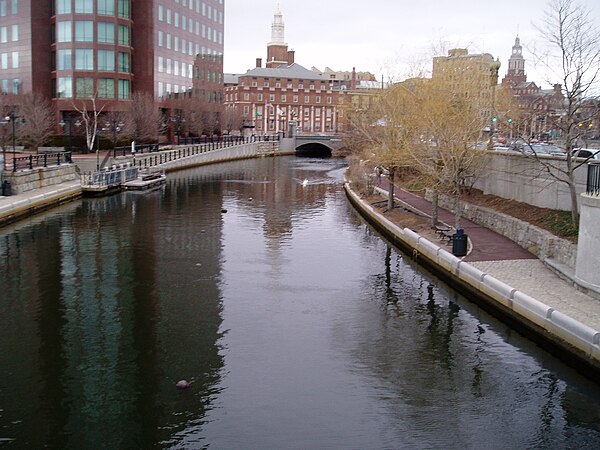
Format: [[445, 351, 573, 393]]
[[379, 180, 600, 333]]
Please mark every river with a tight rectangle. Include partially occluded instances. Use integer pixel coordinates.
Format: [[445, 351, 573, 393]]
[[1, 156, 599, 449]]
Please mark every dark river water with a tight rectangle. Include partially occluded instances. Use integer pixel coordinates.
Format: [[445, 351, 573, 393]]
[[1, 156, 600, 449]]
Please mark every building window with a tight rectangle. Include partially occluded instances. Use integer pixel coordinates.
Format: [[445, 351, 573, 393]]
[[257, 93, 263, 101], [75, 21, 94, 42], [157, 56, 163, 72], [118, 79, 129, 99], [76, 77, 94, 97], [97, 0, 114, 15], [11, 24, 18, 42], [281, 94, 286, 102], [158, 4, 163, 21], [56, 0, 71, 14], [11, 51, 18, 68], [0, 0, 5, 16], [75, 0, 93, 14], [97, 22, 115, 43], [304, 95, 309, 103], [1, 27, 7, 43], [118, 25, 129, 45], [117, 52, 129, 72], [98, 78, 115, 98], [57, 49, 72, 70], [12, 78, 18, 94], [57, 21, 72, 42], [75, 49, 93, 70], [118, 0, 129, 18], [57, 77, 73, 98], [316, 96, 321, 103], [98, 49, 114, 71], [11, 0, 17, 14], [0, 53, 6, 69], [293, 95, 298, 103]]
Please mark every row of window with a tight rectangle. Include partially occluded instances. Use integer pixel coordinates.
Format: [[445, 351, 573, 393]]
[[54, 48, 130, 72], [0, 0, 18, 17], [241, 80, 333, 90], [158, 2, 222, 26], [228, 92, 334, 104], [157, 24, 221, 49], [157, 81, 222, 103], [55, 76, 129, 99], [0, 25, 18, 43], [0, 78, 19, 95], [55, 21, 130, 45], [0, 51, 17, 69], [54, 0, 130, 18]]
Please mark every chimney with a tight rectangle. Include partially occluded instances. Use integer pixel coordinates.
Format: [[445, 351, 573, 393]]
[[351, 67, 357, 90], [256, 58, 262, 68], [287, 50, 295, 65]]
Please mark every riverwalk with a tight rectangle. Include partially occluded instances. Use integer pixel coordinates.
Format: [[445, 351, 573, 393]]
[[345, 180, 600, 376]]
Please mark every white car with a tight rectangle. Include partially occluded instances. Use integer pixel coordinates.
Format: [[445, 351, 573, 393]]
[[571, 148, 600, 160]]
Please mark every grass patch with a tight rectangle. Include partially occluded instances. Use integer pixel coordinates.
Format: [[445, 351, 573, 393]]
[[540, 211, 579, 238]]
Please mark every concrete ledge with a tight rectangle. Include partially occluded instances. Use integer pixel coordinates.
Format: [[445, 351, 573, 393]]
[[344, 180, 600, 378]]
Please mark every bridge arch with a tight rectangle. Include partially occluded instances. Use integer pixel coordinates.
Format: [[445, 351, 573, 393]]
[[295, 142, 333, 157]]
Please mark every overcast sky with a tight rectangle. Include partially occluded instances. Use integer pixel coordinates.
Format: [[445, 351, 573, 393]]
[[223, 0, 600, 89]]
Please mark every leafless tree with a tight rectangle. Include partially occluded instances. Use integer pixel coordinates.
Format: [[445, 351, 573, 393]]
[[127, 92, 163, 143], [223, 106, 244, 135], [16, 92, 55, 152], [531, 0, 600, 225], [73, 96, 104, 154]]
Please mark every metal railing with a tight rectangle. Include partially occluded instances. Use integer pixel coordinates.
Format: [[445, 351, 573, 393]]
[[111, 143, 160, 158], [587, 161, 600, 196], [82, 165, 139, 187], [131, 134, 281, 170], [9, 152, 72, 172]]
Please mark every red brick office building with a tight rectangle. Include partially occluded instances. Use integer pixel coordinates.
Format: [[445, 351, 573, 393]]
[[0, 0, 224, 129], [224, 5, 347, 135]]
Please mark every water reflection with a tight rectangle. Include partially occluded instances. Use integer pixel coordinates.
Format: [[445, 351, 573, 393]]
[[1, 156, 599, 448]]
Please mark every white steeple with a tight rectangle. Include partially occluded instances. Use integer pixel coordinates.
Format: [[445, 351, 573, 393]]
[[269, 2, 286, 45]]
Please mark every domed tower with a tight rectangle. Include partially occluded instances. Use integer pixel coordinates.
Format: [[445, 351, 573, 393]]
[[266, 3, 289, 68]]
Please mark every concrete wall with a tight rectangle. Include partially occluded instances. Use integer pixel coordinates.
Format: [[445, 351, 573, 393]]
[[474, 152, 588, 211], [4, 165, 79, 195], [576, 193, 600, 288]]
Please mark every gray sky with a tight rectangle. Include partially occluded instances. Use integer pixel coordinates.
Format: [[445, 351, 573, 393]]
[[224, 0, 600, 89]]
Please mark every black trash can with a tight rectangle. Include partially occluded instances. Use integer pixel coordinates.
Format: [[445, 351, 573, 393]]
[[452, 228, 468, 257], [2, 180, 11, 196]]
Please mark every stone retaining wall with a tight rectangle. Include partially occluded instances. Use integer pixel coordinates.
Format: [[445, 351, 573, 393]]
[[4, 165, 79, 195], [429, 190, 577, 269]]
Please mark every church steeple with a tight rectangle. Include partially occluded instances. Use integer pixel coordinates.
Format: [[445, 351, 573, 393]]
[[266, 2, 290, 68], [502, 35, 527, 87]]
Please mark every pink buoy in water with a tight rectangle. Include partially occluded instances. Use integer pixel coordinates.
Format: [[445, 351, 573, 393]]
[[176, 380, 190, 389]]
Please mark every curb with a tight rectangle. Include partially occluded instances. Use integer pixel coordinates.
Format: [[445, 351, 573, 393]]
[[344, 181, 600, 378]]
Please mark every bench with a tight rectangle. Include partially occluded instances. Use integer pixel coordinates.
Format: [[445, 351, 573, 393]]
[[434, 224, 454, 243]]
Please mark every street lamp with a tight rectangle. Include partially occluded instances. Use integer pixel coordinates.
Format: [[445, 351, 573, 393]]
[[488, 58, 502, 150], [5, 112, 17, 167], [0, 116, 8, 171]]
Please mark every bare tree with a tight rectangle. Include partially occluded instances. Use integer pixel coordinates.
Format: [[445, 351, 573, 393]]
[[16, 92, 55, 152], [127, 92, 163, 143], [101, 110, 127, 148], [532, 0, 600, 225], [73, 96, 104, 155], [223, 106, 244, 135]]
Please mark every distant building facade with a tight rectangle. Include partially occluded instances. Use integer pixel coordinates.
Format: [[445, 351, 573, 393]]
[[432, 48, 501, 121], [224, 5, 381, 135], [501, 36, 565, 140]]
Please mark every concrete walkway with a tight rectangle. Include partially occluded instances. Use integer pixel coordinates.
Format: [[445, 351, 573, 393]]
[[379, 182, 600, 333]]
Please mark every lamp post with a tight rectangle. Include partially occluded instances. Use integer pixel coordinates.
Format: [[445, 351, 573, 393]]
[[0, 116, 7, 171], [5, 112, 17, 166], [488, 58, 502, 150]]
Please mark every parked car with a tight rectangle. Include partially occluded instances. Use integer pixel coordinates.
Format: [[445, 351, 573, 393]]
[[571, 148, 600, 160]]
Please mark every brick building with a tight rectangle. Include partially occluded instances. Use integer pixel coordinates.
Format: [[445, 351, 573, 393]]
[[501, 36, 565, 140], [0, 0, 224, 134], [224, 5, 348, 135]]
